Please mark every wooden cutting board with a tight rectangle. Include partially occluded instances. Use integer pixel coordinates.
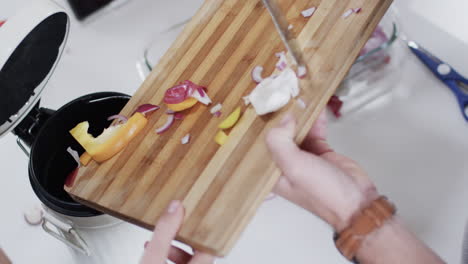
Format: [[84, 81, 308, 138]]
[[66, 0, 392, 256]]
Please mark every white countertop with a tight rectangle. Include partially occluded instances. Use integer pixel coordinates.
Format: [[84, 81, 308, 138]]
[[1, 0, 468, 263]]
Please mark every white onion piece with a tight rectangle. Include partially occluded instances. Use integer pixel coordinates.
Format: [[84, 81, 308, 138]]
[[297, 98, 307, 109], [297, 65, 307, 78], [107, 114, 128, 124], [301, 7, 316, 18], [181, 134, 191, 145], [210, 103, 223, 114], [275, 52, 288, 71], [156, 114, 175, 134], [191, 89, 212, 105], [288, 24, 293, 30], [243, 96, 251, 106], [24, 206, 43, 226], [66, 147, 80, 168], [248, 68, 299, 115], [251, 66, 264, 83], [342, 9, 353, 19]]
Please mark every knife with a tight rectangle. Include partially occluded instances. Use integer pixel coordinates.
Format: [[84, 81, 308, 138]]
[[262, 0, 307, 69]]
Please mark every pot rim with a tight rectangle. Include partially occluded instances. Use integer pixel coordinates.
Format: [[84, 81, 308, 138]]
[[28, 92, 130, 218]]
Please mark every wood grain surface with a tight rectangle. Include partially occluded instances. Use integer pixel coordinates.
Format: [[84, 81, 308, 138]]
[[66, 0, 392, 256]]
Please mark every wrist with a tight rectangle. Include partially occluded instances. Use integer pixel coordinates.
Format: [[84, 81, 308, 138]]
[[331, 186, 379, 232]]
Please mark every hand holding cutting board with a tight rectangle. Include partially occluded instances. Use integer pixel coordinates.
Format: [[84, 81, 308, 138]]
[[141, 201, 216, 264]]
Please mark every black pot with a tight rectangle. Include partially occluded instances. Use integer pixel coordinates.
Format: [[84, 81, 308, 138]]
[[16, 92, 130, 217]]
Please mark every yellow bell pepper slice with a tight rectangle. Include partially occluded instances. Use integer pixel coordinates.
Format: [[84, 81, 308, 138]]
[[70, 112, 148, 163], [80, 152, 93, 166], [214, 130, 228, 146], [166, 97, 198, 112], [218, 107, 241, 129]]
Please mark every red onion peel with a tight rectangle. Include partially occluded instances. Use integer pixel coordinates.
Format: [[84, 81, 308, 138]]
[[107, 114, 128, 124], [156, 114, 175, 134], [135, 104, 160, 116], [328, 95, 344, 118]]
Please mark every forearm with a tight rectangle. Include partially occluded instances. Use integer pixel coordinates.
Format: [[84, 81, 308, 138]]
[[356, 217, 445, 264]]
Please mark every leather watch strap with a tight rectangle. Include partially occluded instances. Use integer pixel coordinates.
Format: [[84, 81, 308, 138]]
[[335, 196, 396, 262]]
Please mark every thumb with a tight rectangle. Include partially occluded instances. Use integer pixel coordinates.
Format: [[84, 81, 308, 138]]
[[141, 200, 184, 264], [266, 113, 301, 172]]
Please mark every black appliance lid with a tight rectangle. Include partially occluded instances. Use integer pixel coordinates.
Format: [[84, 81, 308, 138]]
[[0, 0, 69, 137]]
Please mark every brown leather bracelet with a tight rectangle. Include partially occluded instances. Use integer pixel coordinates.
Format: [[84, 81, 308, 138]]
[[334, 196, 396, 262]]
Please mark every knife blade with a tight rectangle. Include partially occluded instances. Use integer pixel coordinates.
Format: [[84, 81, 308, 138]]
[[262, 0, 306, 68]]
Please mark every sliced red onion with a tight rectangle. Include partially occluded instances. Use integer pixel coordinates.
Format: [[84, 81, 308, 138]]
[[210, 103, 223, 114], [275, 52, 288, 71], [297, 98, 307, 109], [191, 89, 212, 105], [214, 111, 222, 117], [164, 83, 189, 104], [166, 109, 176, 114], [297, 65, 307, 78], [277, 62, 287, 71], [65, 167, 79, 188], [181, 134, 191, 145], [24, 206, 43, 226], [66, 147, 81, 168], [135, 104, 160, 116], [328, 95, 344, 118], [342, 9, 354, 18], [251, 66, 264, 83], [301, 7, 316, 18], [174, 113, 184, 120], [107, 114, 128, 124], [342, 9, 353, 19], [197, 87, 206, 97], [164, 80, 205, 104], [353, 7, 362, 13], [156, 114, 175, 134], [183, 80, 207, 100], [0, 20, 5, 27]]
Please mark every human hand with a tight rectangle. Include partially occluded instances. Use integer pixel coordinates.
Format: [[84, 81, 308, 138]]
[[140, 200, 216, 264], [266, 112, 379, 231]]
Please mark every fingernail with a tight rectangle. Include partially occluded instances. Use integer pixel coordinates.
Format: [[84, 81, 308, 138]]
[[167, 200, 180, 214]]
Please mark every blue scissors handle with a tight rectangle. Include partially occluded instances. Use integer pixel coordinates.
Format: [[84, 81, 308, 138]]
[[446, 80, 468, 121], [408, 41, 468, 121]]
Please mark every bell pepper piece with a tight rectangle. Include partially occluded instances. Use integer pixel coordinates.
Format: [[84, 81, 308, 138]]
[[69, 112, 147, 163], [166, 97, 198, 112], [79, 152, 93, 166], [214, 130, 228, 146], [218, 107, 241, 129]]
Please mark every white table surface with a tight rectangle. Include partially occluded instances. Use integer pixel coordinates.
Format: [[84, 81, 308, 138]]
[[1, 0, 468, 263]]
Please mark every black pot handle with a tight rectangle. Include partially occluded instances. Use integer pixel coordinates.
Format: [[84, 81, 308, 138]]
[[13, 101, 56, 155]]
